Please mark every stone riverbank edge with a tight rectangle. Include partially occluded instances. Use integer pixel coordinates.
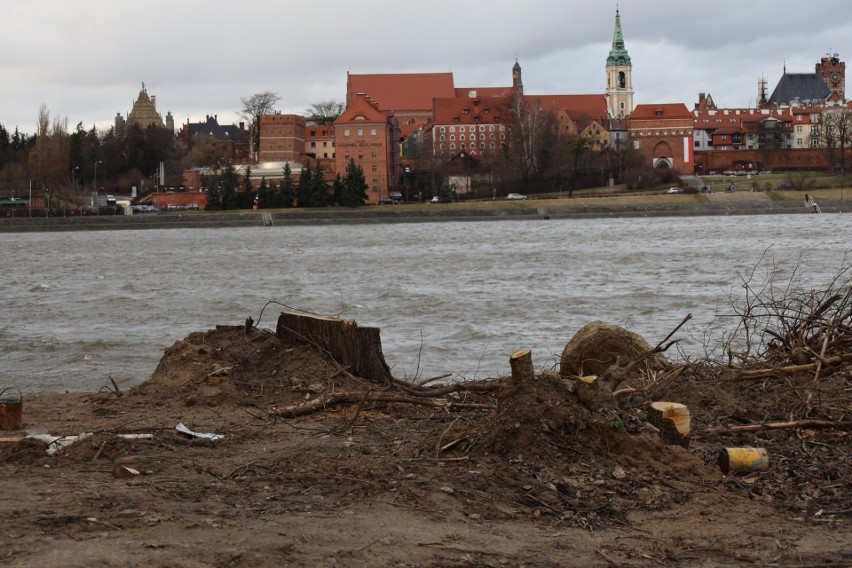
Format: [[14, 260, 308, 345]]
[[0, 199, 844, 233]]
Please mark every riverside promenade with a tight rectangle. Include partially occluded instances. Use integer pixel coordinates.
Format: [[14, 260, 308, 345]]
[[0, 192, 842, 233]]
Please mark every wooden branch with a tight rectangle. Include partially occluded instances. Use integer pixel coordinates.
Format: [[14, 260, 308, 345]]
[[624, 313, 692, 373], [274, 391, 445, 418], [733, 353, 852, 380], [714, 419, 852, 433]]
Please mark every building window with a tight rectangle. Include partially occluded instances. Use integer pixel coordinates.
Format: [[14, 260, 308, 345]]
[[450, 143, 456, 150], [357, 129, 363, 136], [460, 135, 465, 141], [344, 129, 350, 136], [797, 138, 803, 147], [796, 125, 803, 133], [371, 152, 377, 158], [440, 127, 446, 132], [371, 128, 377, 135], [371, 165, 377, 172], [311, 142, 316, 148], [449, 135, 455, 141], [449, 126, 455, 132]]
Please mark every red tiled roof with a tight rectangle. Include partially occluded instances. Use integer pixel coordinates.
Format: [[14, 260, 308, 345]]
[[631, 103, 692, 119], [347, 72, 456, 112], [530, 94, 608, 126], [336, 94, 391, 124], [454, 86, 516, 98], [432, 96, 512, 125]]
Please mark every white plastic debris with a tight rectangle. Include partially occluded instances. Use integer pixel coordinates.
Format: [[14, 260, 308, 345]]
[[176, 422, 224, 441]]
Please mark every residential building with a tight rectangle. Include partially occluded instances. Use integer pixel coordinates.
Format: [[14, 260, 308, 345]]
[[178, 115, 249, 162]]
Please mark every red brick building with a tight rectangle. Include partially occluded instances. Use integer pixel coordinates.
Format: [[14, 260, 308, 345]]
[[334, 94, 400, 203], [628, 103, 694, 174], [259, 114, 306, 163]]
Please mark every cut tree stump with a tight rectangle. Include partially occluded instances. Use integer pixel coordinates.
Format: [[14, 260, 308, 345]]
[[647, 401, 691, 447], [276, 309, 394, 386], [576, 375, 600, 409], [718, 447, 769, 474], [509, 349, 534, 391]]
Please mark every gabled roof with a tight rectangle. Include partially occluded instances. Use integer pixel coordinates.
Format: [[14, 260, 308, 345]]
[[187, 116, 247, 143], [335, 93, 392, 125], [346, 72, 456, 112], [768, 73, 831, 106]]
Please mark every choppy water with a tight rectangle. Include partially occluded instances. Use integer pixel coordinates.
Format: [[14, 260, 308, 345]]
[[1, 213, 849, 394]]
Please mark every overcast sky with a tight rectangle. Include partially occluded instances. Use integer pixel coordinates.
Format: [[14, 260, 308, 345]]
[[3, 0, 851, 135]]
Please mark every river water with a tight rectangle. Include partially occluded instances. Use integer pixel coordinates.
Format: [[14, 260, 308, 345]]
[[2, 213, 849, 394]]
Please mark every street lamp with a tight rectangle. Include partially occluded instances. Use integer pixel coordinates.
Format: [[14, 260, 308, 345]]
[[72, 166, 80, 189], [93, 160, 103, 207]]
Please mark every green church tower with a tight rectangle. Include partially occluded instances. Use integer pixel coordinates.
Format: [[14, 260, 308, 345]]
[[606, 8, 634, 118]]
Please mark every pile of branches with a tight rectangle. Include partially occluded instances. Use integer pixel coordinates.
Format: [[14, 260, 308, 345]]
[[725, 262, 852, 371], [721, 261, 851, 429]]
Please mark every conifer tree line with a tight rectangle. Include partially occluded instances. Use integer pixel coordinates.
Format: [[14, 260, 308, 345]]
[[203, 159, 368, 210]]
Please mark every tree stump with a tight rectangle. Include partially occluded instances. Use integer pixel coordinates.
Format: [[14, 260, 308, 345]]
[[718, 447, 769, 474], [575, 375, 600, 409], [647, 401, 691, 447], [509, 349, 534, 392], [276, 310, 394, 385]]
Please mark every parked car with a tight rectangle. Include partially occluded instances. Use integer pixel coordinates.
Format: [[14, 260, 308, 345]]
[[507, 193, 528, 200], [777, 183, 793, 190], [700, 186, 711, 193], [666, 187, 682, 194], [378, 198, 396, 205], [431, 196, 440, 203]]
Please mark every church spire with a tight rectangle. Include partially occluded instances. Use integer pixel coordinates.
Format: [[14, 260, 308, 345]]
[[605, 7, 633, 118], [607, 8, 631, 67]]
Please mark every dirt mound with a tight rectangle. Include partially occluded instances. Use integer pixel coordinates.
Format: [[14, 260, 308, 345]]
[[2, 318, 849, 566]]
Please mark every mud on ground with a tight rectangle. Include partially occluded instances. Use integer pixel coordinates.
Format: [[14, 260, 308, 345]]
[[1, 324, 849, 567]]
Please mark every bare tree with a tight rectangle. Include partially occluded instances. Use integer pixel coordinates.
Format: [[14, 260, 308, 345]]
[[304, 100, 344, 125], [237, 91, 281, 161], [813, 107, 852, 181]]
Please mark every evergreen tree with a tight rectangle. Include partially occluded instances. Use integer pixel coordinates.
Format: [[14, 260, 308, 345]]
[[237, 166, 255, 209], [311, 162, 330, 207], [297, 166, 312, 207], [280, 163, 296, 208], [204, 173, 222, 210], [257, 177, 271, 208], [220, 164, 239, 209], [332, 174, 344, 206], [339, 158, 368, 206]]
